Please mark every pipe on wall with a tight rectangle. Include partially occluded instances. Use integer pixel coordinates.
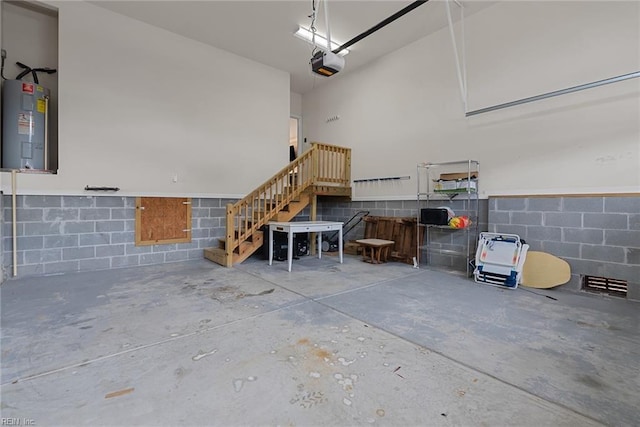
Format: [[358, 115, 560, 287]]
[[12, 170, 18, 277]]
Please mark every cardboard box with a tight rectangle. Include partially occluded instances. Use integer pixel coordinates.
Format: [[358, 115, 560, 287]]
[[439, 171, 479, 181], [457, 180, 477, 191], [434, 180, 458, 191]]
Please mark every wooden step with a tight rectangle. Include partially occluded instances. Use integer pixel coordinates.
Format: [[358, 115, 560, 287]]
[[253, 206, 290, 221], [309, 185, 352, 197], [253, 193, 310, 223], [252, 210, 270, 221], [256, 201, 300, 213], [238, 231, 264, 256], [276, 199, 310, 222], [217, 230, 263, 251], [204, 247, 228, 266], [264, 191, 308, 204], [205, 231, 264, 266]]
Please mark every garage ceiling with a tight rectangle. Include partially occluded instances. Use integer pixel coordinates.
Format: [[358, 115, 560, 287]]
[[91, 1, 495, 94]]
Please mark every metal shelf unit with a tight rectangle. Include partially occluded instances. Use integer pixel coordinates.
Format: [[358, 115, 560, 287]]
[[416, 160, 480, 276]]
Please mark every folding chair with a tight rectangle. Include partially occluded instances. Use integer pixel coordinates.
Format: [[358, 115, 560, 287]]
[[474, 232, 529, 289]]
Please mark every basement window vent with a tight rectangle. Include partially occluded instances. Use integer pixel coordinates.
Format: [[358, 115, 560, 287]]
[[582, 275, 628, 298]]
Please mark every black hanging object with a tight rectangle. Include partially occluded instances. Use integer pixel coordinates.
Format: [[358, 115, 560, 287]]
[[85, 186, 120, 192], [15, 61, 57, 84]]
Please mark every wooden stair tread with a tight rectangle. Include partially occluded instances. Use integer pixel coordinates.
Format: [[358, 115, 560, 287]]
[[218, 231, 263, 250], [204, 247, 227, 265]]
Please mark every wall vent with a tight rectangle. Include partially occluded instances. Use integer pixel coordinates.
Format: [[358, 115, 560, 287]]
[[582, 275, 628, 297]]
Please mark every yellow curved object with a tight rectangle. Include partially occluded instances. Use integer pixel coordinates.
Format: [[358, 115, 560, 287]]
[[521, 251, 571, 289]]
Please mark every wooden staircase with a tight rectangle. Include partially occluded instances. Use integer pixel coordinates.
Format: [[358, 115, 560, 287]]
[[204, 143, 352, 267]]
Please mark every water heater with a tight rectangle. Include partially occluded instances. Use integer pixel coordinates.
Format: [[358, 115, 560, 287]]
[[2, 79, 50, 170]]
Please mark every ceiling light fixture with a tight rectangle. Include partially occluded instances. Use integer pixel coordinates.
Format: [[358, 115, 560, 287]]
[[294, 26, 349, 56]]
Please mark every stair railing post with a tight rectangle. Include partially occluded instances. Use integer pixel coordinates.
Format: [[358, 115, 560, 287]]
[[310, 193, 318, 255], [312, 144, 319, 187], [344, 148, 352, 186], [225, 203, 235, 267]]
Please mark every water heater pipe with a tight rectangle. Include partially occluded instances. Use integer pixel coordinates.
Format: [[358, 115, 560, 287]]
[[44, 95, 50, 170], [11, 170, 17, 277]]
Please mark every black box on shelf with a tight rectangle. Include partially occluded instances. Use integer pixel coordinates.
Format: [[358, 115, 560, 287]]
[[420, 208, 449, 226]]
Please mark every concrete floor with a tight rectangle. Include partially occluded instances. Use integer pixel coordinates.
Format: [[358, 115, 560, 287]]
[[1, 254, 638, 426]]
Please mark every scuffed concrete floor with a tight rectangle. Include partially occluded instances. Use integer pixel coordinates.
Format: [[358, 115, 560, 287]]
[[1, 255, 638, 426]]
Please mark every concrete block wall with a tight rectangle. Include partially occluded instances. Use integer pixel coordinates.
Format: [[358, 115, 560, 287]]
[[319, 198, 489, 272], [6, 192, 634, 303], [488, 196, 639, 300], [319, 199, 416, 243], [1, 195, 233, 279]]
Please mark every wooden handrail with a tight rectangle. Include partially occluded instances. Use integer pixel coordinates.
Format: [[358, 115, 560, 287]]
[[224, 142, 351, 266]]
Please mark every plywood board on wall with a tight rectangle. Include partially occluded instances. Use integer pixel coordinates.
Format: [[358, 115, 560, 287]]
[[135, 197, 192, 245]]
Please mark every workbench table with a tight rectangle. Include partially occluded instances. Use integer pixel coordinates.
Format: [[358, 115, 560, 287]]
[[268, 221, 343, 272]]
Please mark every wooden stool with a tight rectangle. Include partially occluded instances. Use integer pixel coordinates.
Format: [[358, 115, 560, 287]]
[[355, 239, 395, 264]]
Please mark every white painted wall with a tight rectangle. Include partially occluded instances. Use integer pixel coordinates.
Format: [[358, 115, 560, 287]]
[[302, 1, 640, 199], [0, 0, 3, 272], [290, 92, 302, 117], [290, 91, 304, 157], [1, 1, 289, 197], [0, 4, 3, 154]]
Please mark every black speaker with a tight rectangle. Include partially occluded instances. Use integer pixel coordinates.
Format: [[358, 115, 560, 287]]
[[294, 234, 309, 258], [262, 226, 309, 261]]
